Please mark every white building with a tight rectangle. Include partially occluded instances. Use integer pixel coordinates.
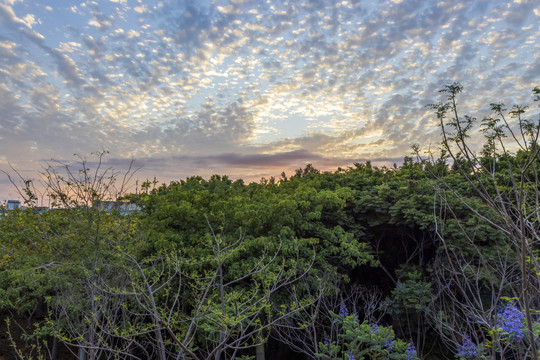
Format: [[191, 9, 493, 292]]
[[6, 200, 21, 210]]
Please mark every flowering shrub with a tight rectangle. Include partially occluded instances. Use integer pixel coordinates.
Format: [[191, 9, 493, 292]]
[[453, 301, 526, 359], [498, 302, 524, 342], [456, 336, 479, 360], [317, 300, 529, 360], [405, 344, 418, 360], [316, 310, 419, 360]]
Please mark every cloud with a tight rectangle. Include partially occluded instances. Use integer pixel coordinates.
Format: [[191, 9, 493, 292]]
[[0, 3, 31, 28], [0, 0, 538, 199], [177, 149, 322, 168], [133, 5, 149, 14], [0, 3, 86, 88], [87, 5, 114, 31]]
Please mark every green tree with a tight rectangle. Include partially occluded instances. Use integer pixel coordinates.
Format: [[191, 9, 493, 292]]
[[421, 83, 540, 359]]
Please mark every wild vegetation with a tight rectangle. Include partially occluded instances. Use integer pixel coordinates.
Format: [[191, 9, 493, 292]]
[[1, 84, 539, 359]]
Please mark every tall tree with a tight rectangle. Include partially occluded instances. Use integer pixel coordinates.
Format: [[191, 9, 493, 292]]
[[422, 83, 540, 359]]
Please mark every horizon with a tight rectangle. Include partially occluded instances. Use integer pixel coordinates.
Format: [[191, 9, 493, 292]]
[[1, 0, 539, 201], [0, 154, 405, 203]]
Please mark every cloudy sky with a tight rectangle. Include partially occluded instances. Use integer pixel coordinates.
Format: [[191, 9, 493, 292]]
[[0, 0, 539, 200]]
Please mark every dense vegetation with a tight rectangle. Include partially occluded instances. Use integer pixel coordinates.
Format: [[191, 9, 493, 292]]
[[1, 84, 539, 359]]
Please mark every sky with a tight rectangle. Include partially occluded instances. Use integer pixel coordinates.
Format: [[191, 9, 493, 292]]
[[0, 0, 539, 201]]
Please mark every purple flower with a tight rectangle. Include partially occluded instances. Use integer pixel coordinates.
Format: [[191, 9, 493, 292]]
[[370, 323, 379, 334], [347, 352, 356, 360], [323, 335, 331, 346], [498, 303, 524, 342], [457, 336, 477, 358], [384, 338, 394, 352], [405, 343, 417, 360], [339, 302, 349, 317]]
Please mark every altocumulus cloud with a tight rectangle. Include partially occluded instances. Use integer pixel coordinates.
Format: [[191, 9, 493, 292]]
[[0, 0, 539, 198]]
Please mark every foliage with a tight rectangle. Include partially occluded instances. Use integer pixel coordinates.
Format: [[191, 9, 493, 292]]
[[315, 307, 418, 360]]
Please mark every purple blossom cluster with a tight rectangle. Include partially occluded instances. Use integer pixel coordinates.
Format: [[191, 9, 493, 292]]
[[456, 336, 478, 359], [370, 323, 379, 334], [339, 302, 349, 317], [498, 303, 524, 342], [323, 336, 331, 346], [405, 344, 417, 360], [384, 338, 395, 352], [347, 352, 356, 360]]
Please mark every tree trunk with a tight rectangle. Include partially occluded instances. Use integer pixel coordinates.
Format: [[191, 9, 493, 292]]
[[256, 343, 265, 360], [51, 337, 59, 360], [78, 347, 87, 360]]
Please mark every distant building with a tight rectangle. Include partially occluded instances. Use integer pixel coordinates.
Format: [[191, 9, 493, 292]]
[[6, 200, 21, 210], [0, 199, 139, 216], [33, 206, 50, 214], [94, 200, 141, 215]]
